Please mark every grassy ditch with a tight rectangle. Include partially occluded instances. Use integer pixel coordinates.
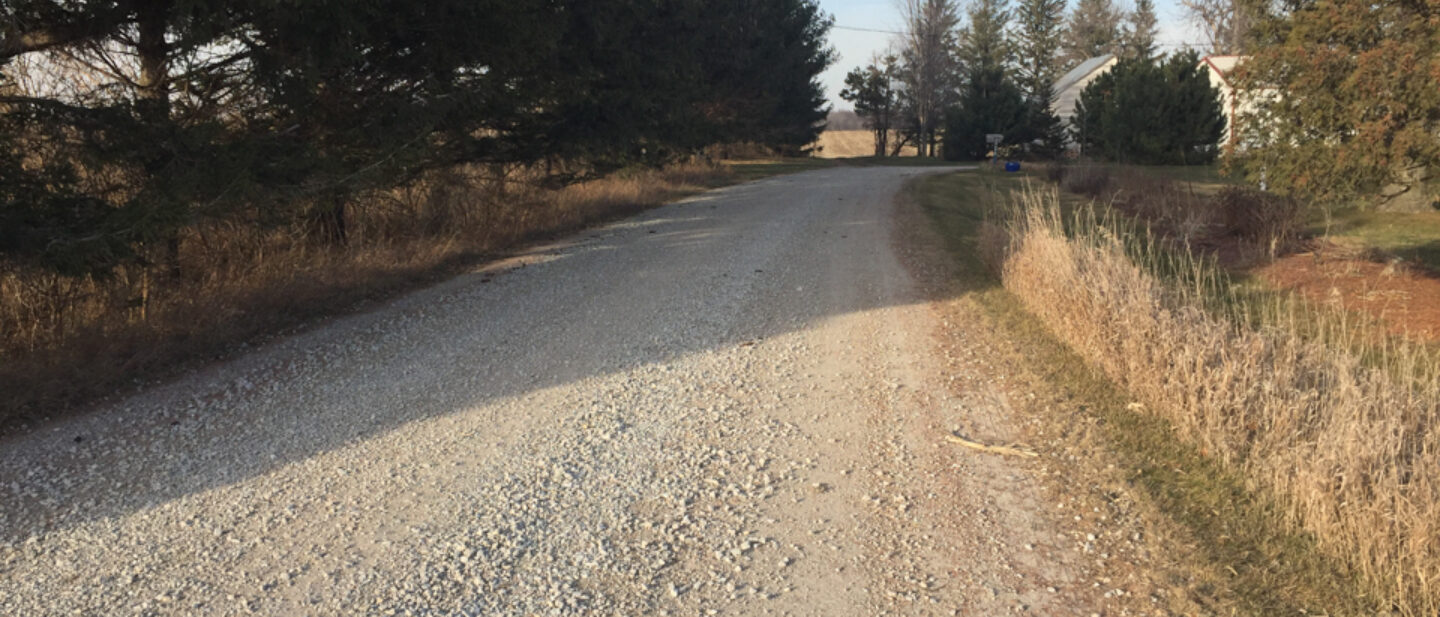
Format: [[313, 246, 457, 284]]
[[0, 158, 828, 437], [913, 170, 1399, 616]]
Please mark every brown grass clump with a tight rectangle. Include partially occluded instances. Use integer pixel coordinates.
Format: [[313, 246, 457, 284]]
[[1051, 165, 1308, 267], [1216, 186, 1304, 247], [997, 187, 1440, 616], [0, 162, 733, 434], [1058, 163, 1113, 197]]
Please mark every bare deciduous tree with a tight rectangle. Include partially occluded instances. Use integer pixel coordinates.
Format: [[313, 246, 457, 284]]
[[895, 0, 961, 157], [1179, 0, 1254, 55]]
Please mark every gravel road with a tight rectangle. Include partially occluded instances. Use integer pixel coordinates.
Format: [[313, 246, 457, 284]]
[[0, 167, 1106, 615]]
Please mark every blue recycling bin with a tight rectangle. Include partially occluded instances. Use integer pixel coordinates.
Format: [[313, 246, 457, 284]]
[[1004, 161, 1021, 173]]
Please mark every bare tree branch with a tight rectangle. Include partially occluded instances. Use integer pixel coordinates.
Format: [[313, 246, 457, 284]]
[[1178, 0, 1254, 54], [0, 12, 127, 61]]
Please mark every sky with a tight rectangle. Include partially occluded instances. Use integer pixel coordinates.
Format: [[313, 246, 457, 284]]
[[817, 0, 1204, 110]]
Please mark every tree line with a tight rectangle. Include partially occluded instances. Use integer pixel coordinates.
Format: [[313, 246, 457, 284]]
[[843, 0, 1225, 163], [0, 1, 835, 277], [845, 0, 1438, 208]]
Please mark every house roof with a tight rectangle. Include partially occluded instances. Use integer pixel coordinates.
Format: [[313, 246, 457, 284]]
[[1054, 54, 1116, 96], [1201, 55, 1244, 87]]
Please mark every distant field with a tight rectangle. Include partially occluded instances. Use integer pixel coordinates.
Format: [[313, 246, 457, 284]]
[[813, 130, 918, 159]]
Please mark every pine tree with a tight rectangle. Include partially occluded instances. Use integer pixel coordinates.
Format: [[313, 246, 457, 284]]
[[944, 66, 1027, 160], [945, 0, 1027, 160], [0, 0, 838, 274], [1012, 0, 1068, 155], [1013, 0, 1066, 102], [1122, 0, 1159, 60], [1060, 0, 1123, 68], [841, 56, 902, 156], [957, 0, 1012, 73], [1230, 0, 1439, 210], [1071, 51, 1225, 164]]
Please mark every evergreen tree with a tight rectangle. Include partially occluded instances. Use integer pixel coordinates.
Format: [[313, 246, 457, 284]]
[[1230, 0, 1440, 210], [0, 0, 837, 275], [840, 57, 902, 156], [1163, 53, 1227, 161], [944, 66, 1027, 160], [957, 0, 1012, 73], [945, 0, 1027, 161], [1013, 0, 1065, 106], [1012, 0, 1068, 155], [1122, 0, 1159, 60], [685, 0, 836, 154], [1060, 0, 1123, 68], [1072, 51, 1225, 164]]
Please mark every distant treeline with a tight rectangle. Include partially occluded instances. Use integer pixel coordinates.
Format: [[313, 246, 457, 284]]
[[0, 1, 834, 277], [825, 110, 867, 131]]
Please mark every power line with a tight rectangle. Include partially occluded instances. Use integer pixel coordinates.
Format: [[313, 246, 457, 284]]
[[832, 25, 906, 35]]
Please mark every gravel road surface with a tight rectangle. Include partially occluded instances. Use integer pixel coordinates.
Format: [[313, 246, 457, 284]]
[[0, 167, 1104, 615]]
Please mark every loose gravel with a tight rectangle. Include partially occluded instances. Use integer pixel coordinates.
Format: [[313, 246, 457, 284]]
[[1, 166, 1130, 616]]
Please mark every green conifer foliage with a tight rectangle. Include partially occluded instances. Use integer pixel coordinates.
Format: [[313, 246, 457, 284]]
[[1013, 0, 1068, 155], [1230, 0, 1440, 209], [0, 0, 835, 274], [1072, 51, 1226, 164]]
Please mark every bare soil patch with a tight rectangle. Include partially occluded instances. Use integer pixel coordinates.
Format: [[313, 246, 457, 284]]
[[1251, 240, 1440, 343]]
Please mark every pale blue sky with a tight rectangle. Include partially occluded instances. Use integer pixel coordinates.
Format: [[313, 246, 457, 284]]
[[817, 0, 1202, 110]]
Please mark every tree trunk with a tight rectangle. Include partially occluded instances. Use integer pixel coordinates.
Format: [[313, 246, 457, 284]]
[[317, 193, 349, 245], [165, 235, 181, 280], [891, 132, 912, 157], [135, 1, 171, 122], [137, 1, 184, 278]]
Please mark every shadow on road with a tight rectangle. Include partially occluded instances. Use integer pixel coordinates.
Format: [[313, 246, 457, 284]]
[[0, 166, 973, 541]]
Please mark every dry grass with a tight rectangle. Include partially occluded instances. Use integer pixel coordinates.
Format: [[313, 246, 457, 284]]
[[1049, 163, 1307, 269], [997, 186, 1440, 615], [915, 171, 1377, 614], [812, 130, 919, 159], [0, 162, 735, 434]]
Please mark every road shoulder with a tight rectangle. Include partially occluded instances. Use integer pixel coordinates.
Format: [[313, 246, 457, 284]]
[[891, 171, 1235, 616]]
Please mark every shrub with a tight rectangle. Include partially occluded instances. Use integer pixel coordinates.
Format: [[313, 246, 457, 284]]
[[1070, 51, 1227, 165], [1042, 161, 1067, 184], [1059, 164, 1112, 198], [1216, 186, 1304, 249]]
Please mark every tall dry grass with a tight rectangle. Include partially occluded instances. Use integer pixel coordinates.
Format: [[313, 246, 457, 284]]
[[998, 187, 1440, 615], [0, 162, 732, 432]]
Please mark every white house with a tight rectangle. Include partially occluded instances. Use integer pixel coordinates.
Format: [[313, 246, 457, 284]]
[[1199, 55, 1256, 149], [1051, 54, 1117, 138]]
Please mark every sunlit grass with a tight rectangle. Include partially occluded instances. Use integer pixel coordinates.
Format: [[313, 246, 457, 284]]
[[915, 170, 1407, 616]]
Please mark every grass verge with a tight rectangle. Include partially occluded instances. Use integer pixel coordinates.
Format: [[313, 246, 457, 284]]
[[912, 169, 1385, 616]]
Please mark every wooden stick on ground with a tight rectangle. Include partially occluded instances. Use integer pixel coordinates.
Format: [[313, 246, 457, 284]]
[[943, 434, 1039, 458]]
